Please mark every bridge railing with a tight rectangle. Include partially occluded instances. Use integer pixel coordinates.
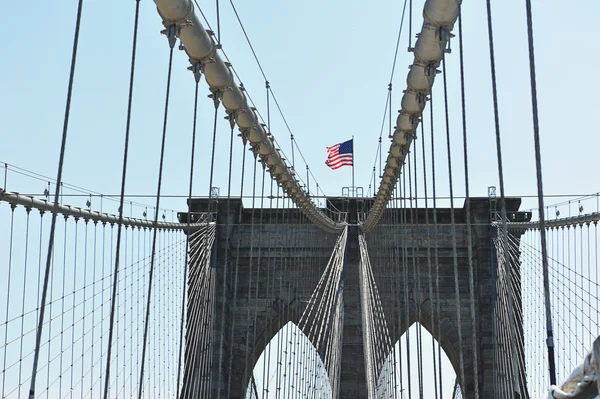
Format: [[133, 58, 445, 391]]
[[499, 200, 600, 398], [0, 188, 213, 398]]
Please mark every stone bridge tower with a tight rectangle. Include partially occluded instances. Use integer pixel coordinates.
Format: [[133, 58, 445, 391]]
[[179, 197, 530, 398]]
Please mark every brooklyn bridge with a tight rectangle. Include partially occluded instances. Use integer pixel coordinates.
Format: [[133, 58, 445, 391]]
[[0, 0, 598, 398]]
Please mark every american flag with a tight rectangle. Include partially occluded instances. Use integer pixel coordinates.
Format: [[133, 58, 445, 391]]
[[325, 139, 353, 170]]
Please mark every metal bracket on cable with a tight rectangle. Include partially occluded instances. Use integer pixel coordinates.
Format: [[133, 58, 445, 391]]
[[152, 0, 345, 233], [226, 111, 236, 129], [161, 24, 178, 49], [209, 89, 221, 109], [188, 62, 202, 83], [239, 129, 249, 146]]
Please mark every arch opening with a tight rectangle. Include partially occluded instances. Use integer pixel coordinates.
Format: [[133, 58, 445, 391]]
[[376, 322, 460, 398], [244, 321, 332, 399]]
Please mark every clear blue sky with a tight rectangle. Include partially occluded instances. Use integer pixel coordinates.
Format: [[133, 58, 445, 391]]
[[1, 0, 599, 396], [2, 0, 598, 215]]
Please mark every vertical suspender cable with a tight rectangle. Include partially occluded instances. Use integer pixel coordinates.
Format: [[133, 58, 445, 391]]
[[216, 108, 236, 399], [420, 118, 439, 399], [251, 168, 266, 395], [485, 1, 525, 394], [441, 57, 466, 393], [138, 41, 175, 398], [208, 95, 221, 203], [103, 1, 141, 396], [242, 159, 258, 392], [457, 9, 480, 398], [429, 92, 443, 399], [408, 130, 423, 399], [227, 140, 247, 396], [261, 80, 272, 398], [176, 72, 202, 397], [524, 0, 556, 385], [402, 170, 412, 399], [28, 1, 84, 397]]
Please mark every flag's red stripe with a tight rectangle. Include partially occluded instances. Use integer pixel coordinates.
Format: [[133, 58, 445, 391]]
[[328, 161, 352, 170], [326, 158, 353, 167], [326, 155, 353, 164], [325, 141, 352, 170]]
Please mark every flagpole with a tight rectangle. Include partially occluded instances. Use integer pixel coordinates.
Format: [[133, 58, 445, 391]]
[[351, 135, 355, 196]]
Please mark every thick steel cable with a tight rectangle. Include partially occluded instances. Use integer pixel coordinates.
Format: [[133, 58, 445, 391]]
[[412, 127, 425, 399], [401, 170, 413, 399], [524, 0, 557, 385], [274, 198, 285, 399], [498, 232, 533, 393], [103, 1, 141, 396], [441, 57, 466, 393], [270, 185, 283, 398], [242, 159, 258, 392], [27, 0, 84, 396], [250, 168, 266, 396], [358, 233, 376, 397], [280, 197, 293, 399], [393, 173, 405, 399], [226, 140, 246, 396], [261, 179, 275, 398], [457, 9, 480, 398], [407, 137, 420, 399], [500, 233, 538, 392], [182, 225, 216, 397], [176, 75, 201, 397], [388, 192, 400, 399], [208, 98, 220, 203], [181, 224, 214, 396], [216, 118, 236, 398], [207, 224, 218, 396], [485, 1, 529, 394], [496, 228, 530, 397], [420, 118, 439, 399], [379, 200, 396, 397], [137, 43, 175, 399], [393, 184, 404, 399], [509, 227, 599, 379]]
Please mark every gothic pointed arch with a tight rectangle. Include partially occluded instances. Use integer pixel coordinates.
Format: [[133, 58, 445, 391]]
[[244, 320, 331, 398]]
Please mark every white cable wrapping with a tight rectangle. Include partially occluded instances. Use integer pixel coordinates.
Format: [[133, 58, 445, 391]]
[[363, 0, 460, 232], [152, 0, 345, 233]]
